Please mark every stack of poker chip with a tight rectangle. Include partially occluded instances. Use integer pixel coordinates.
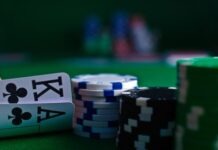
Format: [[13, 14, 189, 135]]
[[72, 74, 138, 139], [84, 15, 101, 56], [130, 16, 155, 54], [175, 57, 218, 150], [112, 12, 132, 58], [117, 87, 177, 150]]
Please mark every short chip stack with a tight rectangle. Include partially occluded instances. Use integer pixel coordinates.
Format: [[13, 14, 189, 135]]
[[71, 74, 138, 139], [117, 87, 177, 149], [175, 57, 218, 150]]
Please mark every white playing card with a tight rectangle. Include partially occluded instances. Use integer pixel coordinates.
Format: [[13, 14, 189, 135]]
[[38, 102, 74, 132], [0, 72, 72, 104], [0, 102, 74, 138]]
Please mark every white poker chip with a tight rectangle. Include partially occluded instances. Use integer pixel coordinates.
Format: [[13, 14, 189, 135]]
[[75, 111, 119, 121], [75, 106, 119, 115], [74, 124, 118, 134], [74, 94, 120, 102], [72, 74, 138, 90], [75, 118, 119, 127], [73, 99, 119, 109], [74, 88, 128, 97], [74, 129, 116, 139]]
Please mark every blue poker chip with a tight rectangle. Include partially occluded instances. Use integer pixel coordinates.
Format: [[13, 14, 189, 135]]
[[73, 99, 119, 109], [74, 93, 120, 103], [72, 74, 138, 90], [74, 124, 118, 134], [75, 105, 119, 115], [75, 118, 119, 127], [112, 12, 129, 39], [75, 111, 119, 121], [74, 129, 116, 139], [84, 15, 101, 39]]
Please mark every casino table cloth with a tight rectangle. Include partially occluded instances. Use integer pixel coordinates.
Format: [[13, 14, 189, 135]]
[[0, 59, 176, 150]]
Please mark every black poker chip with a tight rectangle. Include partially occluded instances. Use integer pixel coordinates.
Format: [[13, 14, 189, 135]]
[[117, 87, 177, 150], [122, 87, 177, 101], [117, 129, 174, 150]]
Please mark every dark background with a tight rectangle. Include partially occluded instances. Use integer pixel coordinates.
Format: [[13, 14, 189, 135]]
[[0, 0, 216, 59]]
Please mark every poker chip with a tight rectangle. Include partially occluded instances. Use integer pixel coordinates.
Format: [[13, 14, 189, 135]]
[[75, 106, 119, 115], [74, 94, 120, 102], [112, 12, 132, 58], [130, 15, 155, 54], [74, 124, 118, 134], [75, 111, 119, 121], [117, 87, 177, 150], [112, 12, 129, 39], [175, 57, 218, 150], [98, 30, 112, 57], [74, 87, 129, 97], [72, 74, 137, 90], [74, 99, 119, 109], [74, 129, 117, 139], [72, 73, 138, 139], [75, 118, 119, 128], [83, 15, 101, 55]]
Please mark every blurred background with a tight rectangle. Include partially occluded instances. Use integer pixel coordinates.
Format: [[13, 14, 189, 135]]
[[0, 0, 215, 63]]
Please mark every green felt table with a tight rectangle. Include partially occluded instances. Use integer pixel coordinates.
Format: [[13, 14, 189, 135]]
[[0, 59, 176, 150]]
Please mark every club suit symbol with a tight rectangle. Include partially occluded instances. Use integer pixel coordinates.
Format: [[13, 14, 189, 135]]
[[8, 107, 32, 125], [3, 83, 27, 103]]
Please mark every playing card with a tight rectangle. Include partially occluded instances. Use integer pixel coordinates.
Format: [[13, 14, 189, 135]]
[[0, 102, 74, 137], [0, 72, 72, 104]]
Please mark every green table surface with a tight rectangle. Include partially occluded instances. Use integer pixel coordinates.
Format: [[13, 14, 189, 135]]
[[0, 59, 176, 150]]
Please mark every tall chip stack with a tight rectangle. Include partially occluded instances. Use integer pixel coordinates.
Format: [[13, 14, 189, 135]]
[[117, 87, 177, 149], [175, 57, 218, 150], [130, 16, 155, 54], [84, 15, 101, 56], [112, 12, 132, 58], [71, 74, 138, 139]]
